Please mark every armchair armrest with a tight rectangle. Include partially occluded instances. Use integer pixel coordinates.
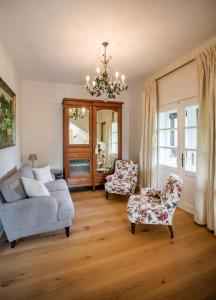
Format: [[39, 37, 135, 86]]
[[140, 187, 161, 198], [105, 174, 115, 181]]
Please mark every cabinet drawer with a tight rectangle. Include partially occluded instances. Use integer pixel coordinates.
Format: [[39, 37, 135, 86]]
[[67, 178, 92, 187]]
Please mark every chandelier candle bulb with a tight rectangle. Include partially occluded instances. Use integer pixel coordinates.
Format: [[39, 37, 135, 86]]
[[115, 71, 119, 79], [96, 67, 100, 73], [121, 74, 125, 83], [93, 81, 96, 87], [86, 75, 90, 83]]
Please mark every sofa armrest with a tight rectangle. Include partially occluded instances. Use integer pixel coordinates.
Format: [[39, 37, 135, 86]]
[[0, 196, 59, 239]]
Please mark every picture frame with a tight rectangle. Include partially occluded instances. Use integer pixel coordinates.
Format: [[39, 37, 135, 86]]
[[0, 77, 16, 149]]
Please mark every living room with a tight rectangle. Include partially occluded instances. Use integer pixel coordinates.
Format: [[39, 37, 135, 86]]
[[0, 0, 216, 299]]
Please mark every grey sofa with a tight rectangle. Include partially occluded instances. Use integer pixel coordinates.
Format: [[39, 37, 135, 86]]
[[0, 165, 74, 248]]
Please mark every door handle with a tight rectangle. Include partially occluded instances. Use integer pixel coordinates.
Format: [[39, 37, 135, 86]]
[[181, 153, 185, 167]]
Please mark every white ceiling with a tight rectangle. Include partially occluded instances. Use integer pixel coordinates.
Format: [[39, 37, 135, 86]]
[[0, 0, 216, 84]]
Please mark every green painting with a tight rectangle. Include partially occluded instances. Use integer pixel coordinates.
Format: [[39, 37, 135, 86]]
[[0, 78, 16, 149]]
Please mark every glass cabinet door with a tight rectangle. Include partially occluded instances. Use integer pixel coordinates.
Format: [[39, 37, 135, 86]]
[[69, 159, 90, 176], [96, 109, 118, 173], [69, 107, 90, 144]]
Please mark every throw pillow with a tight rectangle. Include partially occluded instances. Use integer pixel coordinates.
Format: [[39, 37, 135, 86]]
[[21, 177, 50, 197], [33, 165, 54, 184]]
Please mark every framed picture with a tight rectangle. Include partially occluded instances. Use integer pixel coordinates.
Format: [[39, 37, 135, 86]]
[[0, 77, 16, 149]]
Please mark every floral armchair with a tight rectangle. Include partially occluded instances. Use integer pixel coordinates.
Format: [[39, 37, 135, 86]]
[[127, 174, 183, 239], [105, 160, 139, 199]]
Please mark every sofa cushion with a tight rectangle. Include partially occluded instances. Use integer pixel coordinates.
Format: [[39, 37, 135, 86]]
[[20, 164, 34, 179], [45, 179, 68, 192], [21, 177, 50, 197], [0, 171, 27, 203], [50, 190, 74, 221], [33, 165, 54, 183]]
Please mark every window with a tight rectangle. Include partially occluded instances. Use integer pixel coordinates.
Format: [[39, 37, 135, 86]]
[[159, 110, 177, 168], [184, 105, 198, 172], [112, 122, 118, 154]]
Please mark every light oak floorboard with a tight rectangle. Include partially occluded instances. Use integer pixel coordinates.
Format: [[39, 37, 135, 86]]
[[0, 190, 216, 300]]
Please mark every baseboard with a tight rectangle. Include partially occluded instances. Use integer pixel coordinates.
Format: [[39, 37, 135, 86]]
[[179, 202, 195, 215]]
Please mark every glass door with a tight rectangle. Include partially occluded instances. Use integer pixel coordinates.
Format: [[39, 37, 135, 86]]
[[96, 109, 119, 174], [158, 98, 198, 214], [63, 101, 93, 187]]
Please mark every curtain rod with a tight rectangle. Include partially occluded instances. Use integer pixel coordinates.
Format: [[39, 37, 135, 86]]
[[155, 58, 195, 81]]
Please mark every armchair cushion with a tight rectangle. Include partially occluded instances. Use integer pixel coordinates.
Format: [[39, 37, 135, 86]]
[[127, 194, 171, 225]]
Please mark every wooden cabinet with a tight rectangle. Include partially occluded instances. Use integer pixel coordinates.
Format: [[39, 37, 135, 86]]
[[63, 98, 123, 189]]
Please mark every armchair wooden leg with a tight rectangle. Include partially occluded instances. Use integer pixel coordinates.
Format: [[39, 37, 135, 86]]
[[168, 225, 174, 239], [131, 223, 136, 234], [11, 240, 16, 248], [65, 227, 70, 237], [106, 191, 109, 200]]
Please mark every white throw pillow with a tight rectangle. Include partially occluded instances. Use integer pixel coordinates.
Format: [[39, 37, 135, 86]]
[[33, 165, 54, 184], [21, 177, 50, 197]]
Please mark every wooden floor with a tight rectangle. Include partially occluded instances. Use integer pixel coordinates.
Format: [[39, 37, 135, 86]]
[[0, 190, 216, 300]]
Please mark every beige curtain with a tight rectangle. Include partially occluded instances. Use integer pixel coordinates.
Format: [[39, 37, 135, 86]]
[[139, 80, 157, 187], [195, 45, 216, 235]]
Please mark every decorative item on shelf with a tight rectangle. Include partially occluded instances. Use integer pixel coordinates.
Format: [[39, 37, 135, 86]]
[[84, 42, 128, 100], [28, 153, 37, 167], [69, 107, 87, 120]]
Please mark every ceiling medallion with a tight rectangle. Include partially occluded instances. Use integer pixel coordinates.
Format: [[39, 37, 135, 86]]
[[84, 42, 128, 100]]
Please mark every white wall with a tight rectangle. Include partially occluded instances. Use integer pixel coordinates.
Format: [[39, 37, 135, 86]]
[[21, 80, 129, 168], [0, 37, 21, 178]]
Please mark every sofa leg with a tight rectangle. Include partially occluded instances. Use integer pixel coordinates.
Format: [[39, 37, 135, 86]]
[[65, 227, 70, 237], [168, 225, 174, 239], [11, 240, 16, 248], [131, 223, 136, 234], [106, 191, 109, 200]]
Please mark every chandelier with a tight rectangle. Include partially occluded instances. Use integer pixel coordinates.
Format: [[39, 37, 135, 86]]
[[84, 42, 128, 99], [69, 108, 87, 120]]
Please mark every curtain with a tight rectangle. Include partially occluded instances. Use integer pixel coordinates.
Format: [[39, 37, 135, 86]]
[[139, 80, 157, 187], [195, 45, 216, 235]]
